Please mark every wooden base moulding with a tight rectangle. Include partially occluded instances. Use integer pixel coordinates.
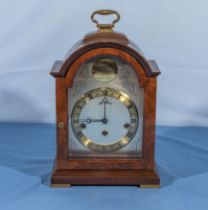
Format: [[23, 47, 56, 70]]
[[51, 165, 160, 187]]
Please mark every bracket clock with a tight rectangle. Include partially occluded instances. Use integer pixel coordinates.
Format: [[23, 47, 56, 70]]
[[50, 10, 161, 187]]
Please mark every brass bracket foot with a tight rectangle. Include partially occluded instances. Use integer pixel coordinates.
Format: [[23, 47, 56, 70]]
[[139, 184, 160, 188], [50, 184, 71, 188]]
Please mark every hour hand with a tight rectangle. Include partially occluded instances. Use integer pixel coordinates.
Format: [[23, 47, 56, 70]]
[[74, 118, 103, 124], [74, 118, 108, 124]]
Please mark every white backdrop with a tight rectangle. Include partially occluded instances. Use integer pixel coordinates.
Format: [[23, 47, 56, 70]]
[[0, 0, 208, 126]]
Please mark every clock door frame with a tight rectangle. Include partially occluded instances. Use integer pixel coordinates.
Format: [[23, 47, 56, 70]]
[[51, 47, 160, 186]]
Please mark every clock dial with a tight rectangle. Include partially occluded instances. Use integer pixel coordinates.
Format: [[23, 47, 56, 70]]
[[68, 55, 144, 158], [71, 88, 139, 152]]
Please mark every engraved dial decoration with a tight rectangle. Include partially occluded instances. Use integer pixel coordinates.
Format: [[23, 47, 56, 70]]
[[71, 88, 139, 152]]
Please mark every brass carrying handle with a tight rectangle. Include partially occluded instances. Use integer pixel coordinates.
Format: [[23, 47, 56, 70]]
[[91, 9, 120, 32]]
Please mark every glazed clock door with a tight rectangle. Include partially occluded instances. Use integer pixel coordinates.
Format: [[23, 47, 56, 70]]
[[68, 56, 144, 159]]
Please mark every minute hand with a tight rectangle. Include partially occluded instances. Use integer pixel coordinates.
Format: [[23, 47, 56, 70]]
[[101, 94, 111, 124]]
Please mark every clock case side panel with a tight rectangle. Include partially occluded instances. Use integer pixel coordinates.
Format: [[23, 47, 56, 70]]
[[50, 37, 160, 185]]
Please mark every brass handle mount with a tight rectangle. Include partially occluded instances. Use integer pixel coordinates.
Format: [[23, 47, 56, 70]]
[[91, 9, 120, 32]]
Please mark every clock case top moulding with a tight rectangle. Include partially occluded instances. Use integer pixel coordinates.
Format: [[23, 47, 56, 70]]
[[50, 10, 161, 187]]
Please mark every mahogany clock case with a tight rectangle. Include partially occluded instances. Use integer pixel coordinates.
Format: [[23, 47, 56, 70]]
[[50, 12, 161, 186]]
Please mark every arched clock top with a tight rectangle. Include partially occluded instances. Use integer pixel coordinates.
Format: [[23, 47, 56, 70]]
[[50, 31, 160, 79], [57, 48, 148, 88]]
